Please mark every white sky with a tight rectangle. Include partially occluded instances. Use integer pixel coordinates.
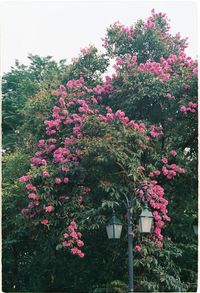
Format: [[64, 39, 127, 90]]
[[0, 0, 198, 74]]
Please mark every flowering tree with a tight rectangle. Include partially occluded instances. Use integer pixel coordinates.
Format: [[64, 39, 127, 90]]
[[19, 76, 173, 252], [3, 9, 197, 292]]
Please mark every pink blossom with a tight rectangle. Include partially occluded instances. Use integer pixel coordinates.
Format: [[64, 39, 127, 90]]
[[150, 131, 161, 138], [70, 231, 78, 240], [28, 202, 35, 208], [59, 97, 66, 107], [188, 102, 197, 109], [169, 150, 177, 156], [41, 219, 49, 225], [145, 19, 155, 29], [134, 245, 142, 252], [162, 215, 171, 222], [166, 93, 175, 100], [154, 227, 161, 236], [115, 110, 125, 119], [62, 109, 68, 115], [156, 241, 163, 248], [193, 67, 198, 76], [55, 178, 62, 184], [45, 205, 54, 213], [78, 195, 84, 204], [28, 193, 39, 200], [148, 172, 154, 178], [66, 80, 74, 89], [116, 57, 123, 65], [71, 247, 84, 258], [77, 232, 82, 238], [71, 220, 78, 229], [138, 166, 146, 172], [180, 106, 187, 112], [169, 164, 177, 170], [77, 240, 84, 247], [154, 170, 161, 176], [162, 157, 168, 164], [42, 171, 50, 177], [19, 175, 31, 182], [166, 174, 174, 180], [63, 241, 71, 247], [38, 139, 45, 147], [169, 170, 176, 177], [21, 208, 29, 214], [156, 220, 164, 228], [26, 184, 37, 191], [176, 167, 185, 174], [162, 166, 168, 176], [62, 166, 70, 172], [131, 56, 137, 63], [63, 233, 69, 238], [64, 177, 69, 183], [34, 200, 40, 206]]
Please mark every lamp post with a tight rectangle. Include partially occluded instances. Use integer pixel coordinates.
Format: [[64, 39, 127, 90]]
[[106, 194, 153, 293]]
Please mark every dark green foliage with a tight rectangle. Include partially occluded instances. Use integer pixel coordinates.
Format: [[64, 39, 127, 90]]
[[2, 55, 68, 150]]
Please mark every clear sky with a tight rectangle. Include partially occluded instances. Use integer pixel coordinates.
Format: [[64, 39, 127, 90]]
[[1, 0, 198, 74]]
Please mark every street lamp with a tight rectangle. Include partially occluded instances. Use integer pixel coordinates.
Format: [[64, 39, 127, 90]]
[[106, 195, 153, 293], [139, 203, 154, 233], [106, 213, 123, 239]]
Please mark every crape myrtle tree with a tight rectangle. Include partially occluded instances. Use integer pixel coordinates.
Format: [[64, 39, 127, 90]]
[[2, 9, 197, 292], [102, 9, 198, 290], [16, 76, 185, 292], [2, 48, 109, 292]]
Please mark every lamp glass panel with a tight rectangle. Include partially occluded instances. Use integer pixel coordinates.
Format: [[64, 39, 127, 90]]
[[113, 224, 122, 239], [106, 224, 114, 239], [106, 224, 122, 239], [140, 216, 153, 233]]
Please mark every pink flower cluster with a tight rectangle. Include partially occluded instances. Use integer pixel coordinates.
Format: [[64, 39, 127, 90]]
[[98, 107, 147, 136], [62, 220, 84, 258], [162, 160, 185, 180], [145, 18, 155, 29], [180, 102, 198, 113], [102, 21, 134, 48], [149, 125, 163, 138], [169, 150, 177, 157], [26, 184, 37, 191], [45, 205, 54, 213], [165, 93, 175, 100], [19, 175, 32, 182], [148, 170, 161, 178], [41, 219, 49, 225], [137, 180, 171, 248], [80, 45, 96, 56], [138, 59, 171, 81], [28, 193, 39, 200], [111, 21, 134, 36], [134, 245, 142, 252], [93, 77, 113, 96], [193, 67, 198, 76]]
